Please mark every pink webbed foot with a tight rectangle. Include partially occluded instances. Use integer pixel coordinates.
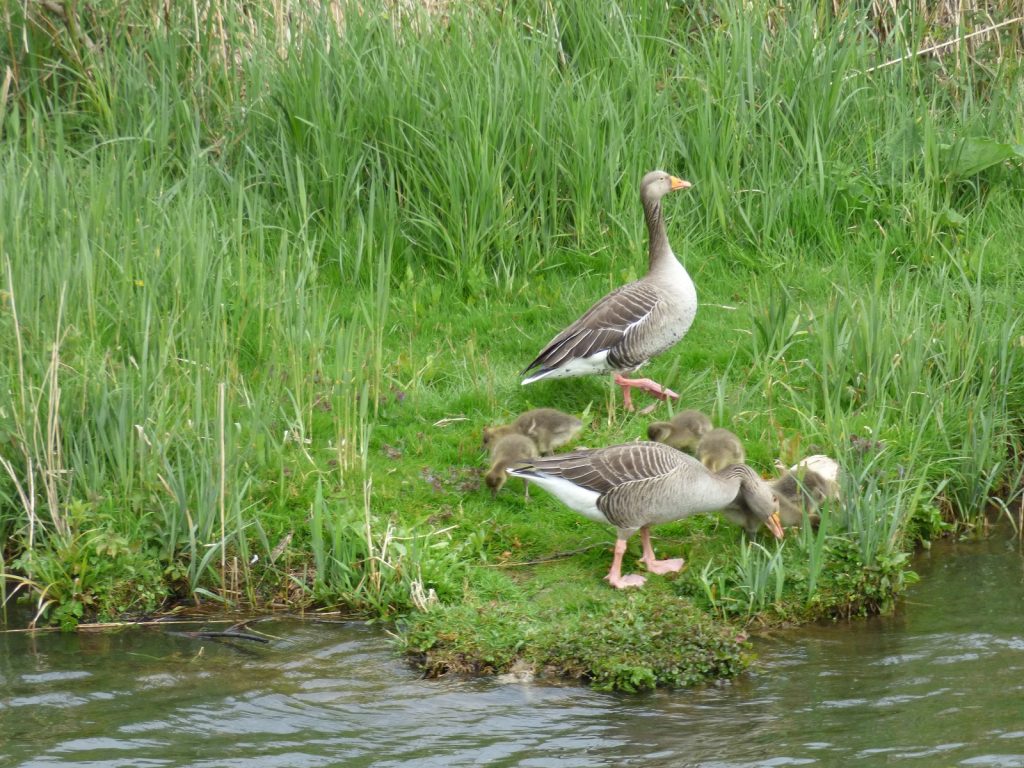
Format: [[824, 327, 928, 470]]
[[613, 374, 679, 412], [638, 527, 684, 576], [605, 572, 647, 589], [618, 381, 637, 412], [641, 556, 685, 575], [624, 376, 680, 400], [605, 538, 646, 588]]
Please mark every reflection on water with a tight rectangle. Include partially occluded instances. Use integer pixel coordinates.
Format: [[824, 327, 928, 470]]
[[2, 532, 1023, 768]]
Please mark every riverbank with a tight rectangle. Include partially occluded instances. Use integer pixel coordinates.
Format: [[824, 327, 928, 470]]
[[2, 1, 1022, 689], [3, 526, 1023, 768]]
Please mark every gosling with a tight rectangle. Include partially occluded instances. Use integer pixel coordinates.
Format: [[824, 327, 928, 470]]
[[485, 433, 539, 499], [696, 428, 746, 472], [786, 455, 841, 501], [722, 468, 834, 538], [646, 409, 712, 453], [483, 408, 583, 456]]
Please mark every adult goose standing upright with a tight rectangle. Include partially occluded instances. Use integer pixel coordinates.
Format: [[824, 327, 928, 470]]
[[507, 441, 784, 588], [521, 171, 695, 412]]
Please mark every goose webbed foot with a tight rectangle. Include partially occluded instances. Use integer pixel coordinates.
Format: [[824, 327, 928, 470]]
[[641, 556, 685, 575], [606, 572, 647, 588], [606, 537, 647, 589], [639, 527, 685, 575], [613, 374, 679, 412]]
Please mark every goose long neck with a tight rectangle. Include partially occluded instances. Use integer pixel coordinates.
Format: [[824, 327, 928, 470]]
[[642, 197, 671, 270], [713, 464, 756, 505]]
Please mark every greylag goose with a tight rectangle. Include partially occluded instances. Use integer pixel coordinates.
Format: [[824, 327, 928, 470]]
[[696, 428, 746, 472], [722, 467, 833, 538], [483, 408, 583, 456], [521, 171, 695, 412], [506, 441, 784, 588], [485, 433, 539, 499], [647, 409, 712, 452]]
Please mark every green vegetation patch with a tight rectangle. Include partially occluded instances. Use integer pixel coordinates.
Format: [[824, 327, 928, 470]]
[[403, 570, 750, 692]]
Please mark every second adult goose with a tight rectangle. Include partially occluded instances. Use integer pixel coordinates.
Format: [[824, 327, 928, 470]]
[[521, 171, 695, 412], [507, 441, 784, 588]]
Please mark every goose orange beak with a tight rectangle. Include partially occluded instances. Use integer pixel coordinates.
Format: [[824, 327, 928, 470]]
[[765, 511, 785, 540], [670, 177, 692, 191]]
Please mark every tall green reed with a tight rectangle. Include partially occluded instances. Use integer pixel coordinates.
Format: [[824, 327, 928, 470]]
[[796, 504, 831, 601], [0, 46, 396, 619], [695, 539, 788, 619], [750, 255, 1021, 533]]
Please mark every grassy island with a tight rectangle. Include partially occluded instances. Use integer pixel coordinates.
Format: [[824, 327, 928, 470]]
[[2, 1, 1022, 690]]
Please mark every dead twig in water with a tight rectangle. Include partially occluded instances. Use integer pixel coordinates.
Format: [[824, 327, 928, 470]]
[[174, 629, 270, 644], [0, 610, 368, 636], [0, 617, 246, 634]]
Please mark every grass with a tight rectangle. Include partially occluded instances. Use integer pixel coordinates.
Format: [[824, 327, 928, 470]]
[[1, 0, 1023, 685]]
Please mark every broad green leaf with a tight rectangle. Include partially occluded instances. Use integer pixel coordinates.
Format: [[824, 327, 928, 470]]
[[937, 207, 966, 227], [940, 137, 1024, 179]]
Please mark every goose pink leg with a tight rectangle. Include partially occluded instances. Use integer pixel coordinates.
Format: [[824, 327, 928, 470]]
[[605, 538, 646, 589], [613, 373, 680, 413], [639, 527, 685, 574]]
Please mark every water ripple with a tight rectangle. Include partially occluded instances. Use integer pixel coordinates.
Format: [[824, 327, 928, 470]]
[[2, 533, 1023, 767]]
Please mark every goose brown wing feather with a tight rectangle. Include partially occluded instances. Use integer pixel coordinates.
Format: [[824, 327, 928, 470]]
[[516, 442, 684, 495], [525, 327, 619, 372], [522, 281, 663, 375]]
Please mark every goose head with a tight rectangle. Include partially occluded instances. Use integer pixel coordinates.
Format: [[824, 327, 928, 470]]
[[485, 466, 507, 498], [646, 421, 675, 444], [482, 424, 513, 448], [640, 170, 692, 204], [735, 470, 785, 540]]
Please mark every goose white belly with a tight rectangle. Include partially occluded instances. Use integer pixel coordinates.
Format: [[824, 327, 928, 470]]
[[511, 473, 609, 525], [520, 350, 611, 384]]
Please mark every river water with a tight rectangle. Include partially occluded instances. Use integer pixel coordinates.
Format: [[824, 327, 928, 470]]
[[2, 531, 1023, 768]]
